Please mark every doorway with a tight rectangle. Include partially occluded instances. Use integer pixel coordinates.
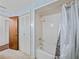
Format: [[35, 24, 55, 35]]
[[9, 16, 19, 50], [35, 1, 62, 59]]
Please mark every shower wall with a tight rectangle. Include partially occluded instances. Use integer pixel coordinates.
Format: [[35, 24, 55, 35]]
[[35, 14, 42, 48], [36, 12, 61, 59], [42, 13, 60, 55]]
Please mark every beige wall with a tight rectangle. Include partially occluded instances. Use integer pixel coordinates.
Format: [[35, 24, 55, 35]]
[[0, 16, 9, 46]]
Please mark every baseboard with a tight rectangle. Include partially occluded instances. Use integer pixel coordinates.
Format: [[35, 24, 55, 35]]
[[0, 44, 9, 51], [30, 55, 36, 59]]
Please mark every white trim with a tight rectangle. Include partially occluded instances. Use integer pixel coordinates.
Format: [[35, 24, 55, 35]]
[[30, 9, 36, 59], [29, 10, 32, 56]]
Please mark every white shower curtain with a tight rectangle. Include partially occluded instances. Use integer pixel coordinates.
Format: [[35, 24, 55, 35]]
[[75, 0, 79, 59], [60, 1, 77, 59]]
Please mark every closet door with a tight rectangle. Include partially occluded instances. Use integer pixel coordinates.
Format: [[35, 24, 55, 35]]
[[19, 13, 31, 55], [9, 16, 19, 50]]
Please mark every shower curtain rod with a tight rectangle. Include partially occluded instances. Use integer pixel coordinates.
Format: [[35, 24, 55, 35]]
[[65, 0, 75, 8]]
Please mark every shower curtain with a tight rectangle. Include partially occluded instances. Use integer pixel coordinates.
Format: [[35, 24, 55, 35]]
[[60, 1, 77, 59], [75, 0, 79, 59]]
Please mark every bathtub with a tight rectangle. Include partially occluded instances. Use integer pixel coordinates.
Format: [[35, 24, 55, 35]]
[[36, 49, 54, 59]]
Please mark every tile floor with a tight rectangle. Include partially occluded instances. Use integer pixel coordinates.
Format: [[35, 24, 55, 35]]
[[0, 49, 31, 59]]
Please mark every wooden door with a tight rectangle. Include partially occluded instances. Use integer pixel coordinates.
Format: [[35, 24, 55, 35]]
[[9, 16, 19, 50]]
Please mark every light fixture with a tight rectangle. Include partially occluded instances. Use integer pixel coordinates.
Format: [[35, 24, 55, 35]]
[[50, 24, 54, 27]]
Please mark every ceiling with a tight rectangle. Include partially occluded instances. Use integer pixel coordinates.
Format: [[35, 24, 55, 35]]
[[0, 0, 73, 16], [0, 0, 34, 12], [0, 0, 57, 16]]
